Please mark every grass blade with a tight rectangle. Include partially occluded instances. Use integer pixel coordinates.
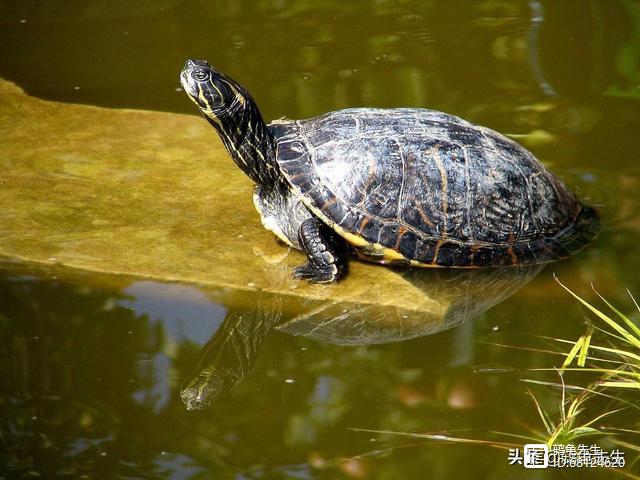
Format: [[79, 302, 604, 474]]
[[600, 381, 640, 389], [593, 285, 640, 339], [562, 335, 584, 368], [554, 275, 640, 349]]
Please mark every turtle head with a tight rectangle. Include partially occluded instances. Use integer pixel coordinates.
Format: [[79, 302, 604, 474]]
[[180, 58, 248, 122], [180, 368, 227, 411], [180, 58, 284, 190]]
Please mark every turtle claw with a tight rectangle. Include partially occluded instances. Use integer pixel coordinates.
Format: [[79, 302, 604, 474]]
[[292, 264, 336, 283], [292, 264, 314, 279]]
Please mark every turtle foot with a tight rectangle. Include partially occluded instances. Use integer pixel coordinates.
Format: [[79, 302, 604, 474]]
[[295, 217, 348, 283]]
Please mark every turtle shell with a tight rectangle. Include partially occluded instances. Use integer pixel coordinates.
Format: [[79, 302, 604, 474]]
[[269, 108, 598, 267]]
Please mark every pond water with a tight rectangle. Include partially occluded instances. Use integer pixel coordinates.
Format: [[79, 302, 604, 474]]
[[1, 0, 639, 478]]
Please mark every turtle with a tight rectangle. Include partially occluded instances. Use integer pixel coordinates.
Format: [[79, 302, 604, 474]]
[[180, 59, 599, 283]]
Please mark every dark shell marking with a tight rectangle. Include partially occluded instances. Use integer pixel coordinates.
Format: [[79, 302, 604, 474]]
[[270, 108, 598, 267]]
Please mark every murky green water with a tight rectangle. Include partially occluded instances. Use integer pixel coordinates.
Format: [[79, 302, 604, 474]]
[[1, 0, 640, 478]]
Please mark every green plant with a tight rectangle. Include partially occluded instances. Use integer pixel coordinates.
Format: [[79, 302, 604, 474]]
[[555, 275, 640, 390]]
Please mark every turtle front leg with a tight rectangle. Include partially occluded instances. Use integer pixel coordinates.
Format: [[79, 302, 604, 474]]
[[293, 217, 348, 283]]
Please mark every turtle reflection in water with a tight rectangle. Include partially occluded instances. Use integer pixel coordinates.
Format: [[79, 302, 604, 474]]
[[180, 59, 598, 283], [181, 265, 542, 410]]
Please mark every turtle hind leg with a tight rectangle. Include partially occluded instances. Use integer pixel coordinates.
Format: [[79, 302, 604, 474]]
[[293, 217, 348, 283]]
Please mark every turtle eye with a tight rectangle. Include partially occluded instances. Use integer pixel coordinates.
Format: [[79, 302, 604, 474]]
[[193, 70, 209, 81]]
